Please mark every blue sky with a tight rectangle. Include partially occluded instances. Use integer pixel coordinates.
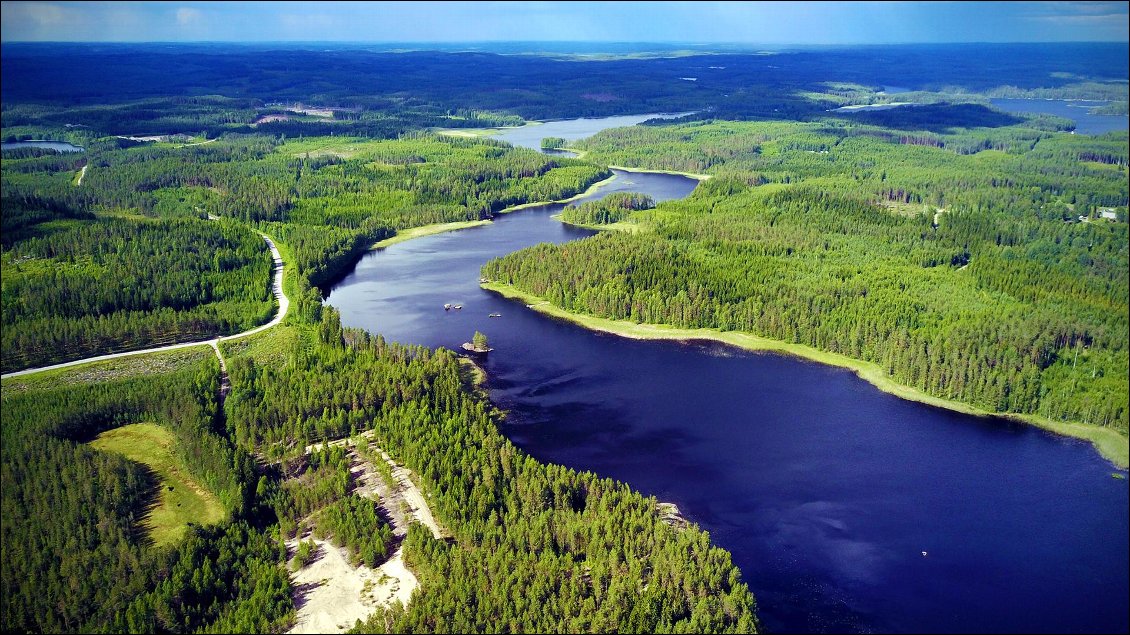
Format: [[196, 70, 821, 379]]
[[2, 1, 1127, 44]]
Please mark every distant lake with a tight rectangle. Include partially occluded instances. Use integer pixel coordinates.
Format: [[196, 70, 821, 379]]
[[830, 102, 916, 113], [991, 99, 1128, 135], [1, 140, 84, 153], [491, 112, 692, 150]]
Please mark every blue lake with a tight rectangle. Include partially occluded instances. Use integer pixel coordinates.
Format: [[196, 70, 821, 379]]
[[990, 98, 1128, 135], [0, 140, 84, 152], [326, 120, 1129, 634], [490, 112, 691, 149]]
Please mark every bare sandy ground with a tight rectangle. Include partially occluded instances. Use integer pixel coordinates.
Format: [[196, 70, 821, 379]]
[[373, 446, 446, 540], [285, 533, 418, 634], [287, 438, 446, 633]]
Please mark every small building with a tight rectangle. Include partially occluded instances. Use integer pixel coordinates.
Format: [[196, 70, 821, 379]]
[[1097, 208, 1118, 221]]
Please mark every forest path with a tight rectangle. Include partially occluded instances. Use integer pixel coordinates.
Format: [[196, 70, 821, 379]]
[[1, 230, 287, 380], [305, 432, 447, 540]]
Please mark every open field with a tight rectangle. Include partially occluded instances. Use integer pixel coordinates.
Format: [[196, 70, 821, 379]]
[[0, 347, 212, 395], [89, 423, 225, 547]]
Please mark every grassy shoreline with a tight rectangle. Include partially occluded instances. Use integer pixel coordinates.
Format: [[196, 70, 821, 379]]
[[372, 220, 492, 249], [606, 163, 713, 180], [434, 121, 539, 139], [494, 173, 620, 214], [564, 149, 713, 181], [482, 281, 1129, 469], [551, 212, 641, 233], [367, 174, 622, 251]]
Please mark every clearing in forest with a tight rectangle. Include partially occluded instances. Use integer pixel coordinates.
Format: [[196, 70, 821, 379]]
[[89, 423, 225, 547], [287, 439, 447, 633]]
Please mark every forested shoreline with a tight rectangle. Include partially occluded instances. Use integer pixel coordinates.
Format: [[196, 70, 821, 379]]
[[1, 234, 761, 635], [485, 118, 1129, 449], [2, 41, 1127, 634], [2, 110, 758, 633]]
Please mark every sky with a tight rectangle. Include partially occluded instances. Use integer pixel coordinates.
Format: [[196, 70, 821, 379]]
[[1, 1, 1128, 45]]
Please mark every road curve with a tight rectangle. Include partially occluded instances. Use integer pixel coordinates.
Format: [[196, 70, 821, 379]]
[[1, 232, 287, 380]]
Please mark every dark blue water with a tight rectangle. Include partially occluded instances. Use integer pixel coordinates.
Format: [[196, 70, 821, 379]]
[[990, 99, 1128, 136], [326, 171, 1129, 633], [0, 140, 84, 152]]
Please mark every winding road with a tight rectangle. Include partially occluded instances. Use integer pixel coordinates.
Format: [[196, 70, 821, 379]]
[[0, 232, 287, 380]]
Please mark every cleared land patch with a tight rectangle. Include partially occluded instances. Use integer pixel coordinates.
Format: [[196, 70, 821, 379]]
[[89, 423, 225, 547]]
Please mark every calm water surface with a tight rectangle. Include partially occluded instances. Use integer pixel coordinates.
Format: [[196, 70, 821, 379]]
[[990, 99, 1128, 135], [1, 140, 84, 152], [326, 122, 1129, 634], [491, 112, 690, 149]]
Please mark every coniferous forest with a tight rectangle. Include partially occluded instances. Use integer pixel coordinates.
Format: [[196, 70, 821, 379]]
[[486, 119, 1129, 431], [1, 40, 1127, 634]]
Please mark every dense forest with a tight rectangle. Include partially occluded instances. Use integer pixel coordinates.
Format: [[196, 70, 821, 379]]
[[560, 192, 656, 226], [2, 40, 1127, 635], [1, 214, 274, 371], [486, 119, 1129, 432], [1, 132, 609, 370], [0, 350, 294, 633], [223, 312, 759, 633], [1, 268, 760, 634]]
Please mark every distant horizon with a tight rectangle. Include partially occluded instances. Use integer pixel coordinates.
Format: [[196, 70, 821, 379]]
[[2, 2, 1127, 45], [3, 40, 1127, 50]]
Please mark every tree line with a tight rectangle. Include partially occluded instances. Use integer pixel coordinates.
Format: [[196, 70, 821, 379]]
[[1, 215, 274, 372], [1, 352, 294, 633], [488, 119, 1128, 432], [561, 192, 655, 226]]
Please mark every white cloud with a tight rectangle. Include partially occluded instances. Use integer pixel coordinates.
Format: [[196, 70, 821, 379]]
[[1, 2, 81, 40], [277, 12, 339, 33], [176, 7, 202, 26], [2, 1, 66, 28], [1043, 1, 1125, 15], [1025, 13, 1128, 24]]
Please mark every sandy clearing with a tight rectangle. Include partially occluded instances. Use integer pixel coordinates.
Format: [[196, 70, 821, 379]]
[[287, 440, 448, 633], [305, 433, 446, 540], [178, 137, 218, 147], [285, 534, 418, 634]]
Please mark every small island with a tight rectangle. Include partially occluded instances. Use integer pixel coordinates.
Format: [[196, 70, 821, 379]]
[[462, 330, 493, 354], [560, 192, 654, 225], [540, 136, 567, 150]]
